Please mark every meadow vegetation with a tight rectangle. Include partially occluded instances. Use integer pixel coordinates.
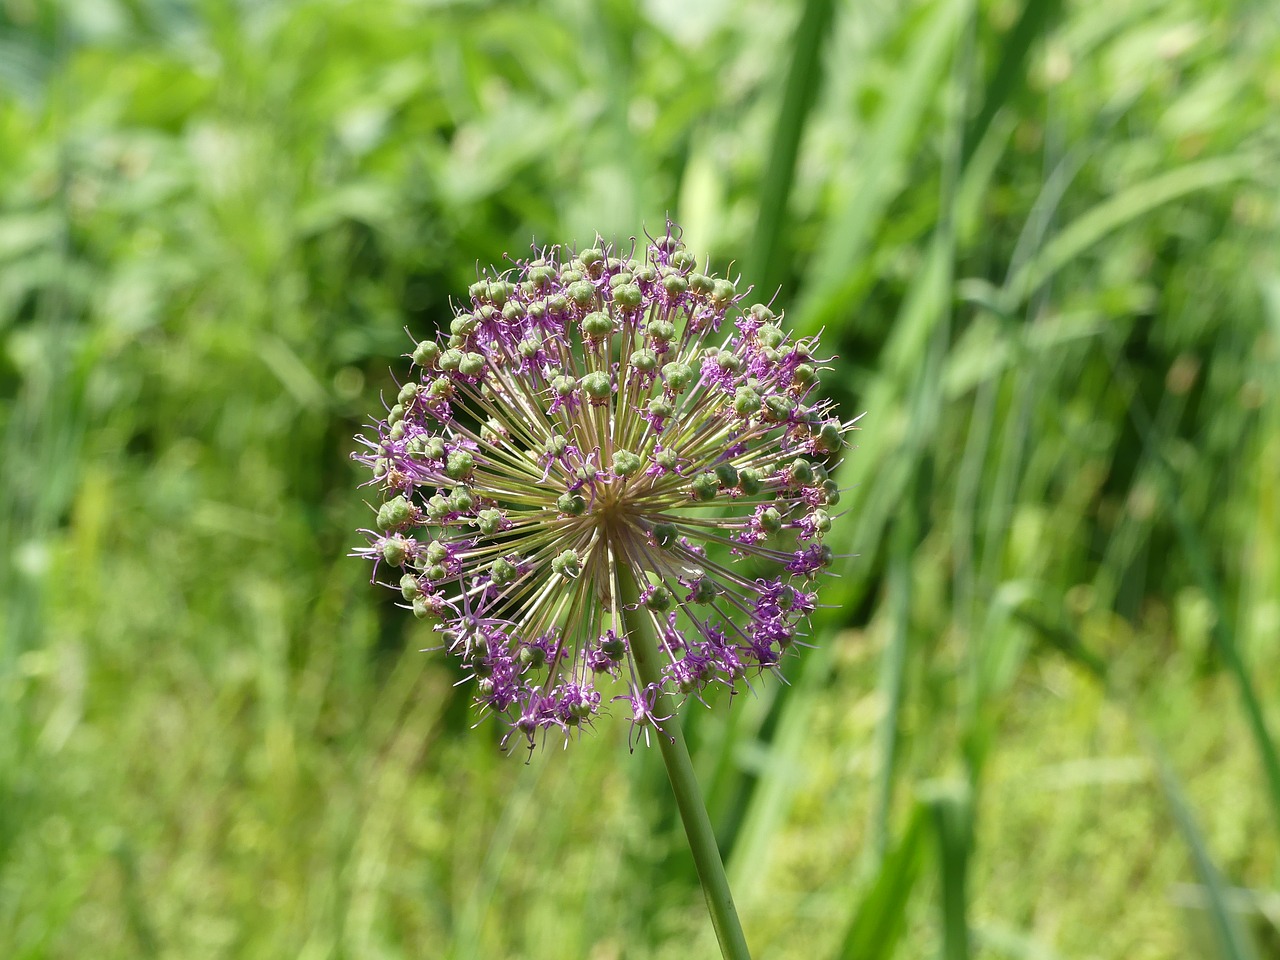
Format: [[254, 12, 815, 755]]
[[1, 0, 1278, 957]]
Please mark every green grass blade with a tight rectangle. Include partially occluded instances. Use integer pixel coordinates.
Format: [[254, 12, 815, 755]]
[[926, 783, 973, 960], [1108, 354, 1280, 835], [1000, 155, 1259, 312], [869, 529, 913, 864], [1148, 741, 1260, 960], [745, 0, 838, 302], [962, 0, 1064, 168], [835, 804, 929, 960], [793, 0, 965, 338]]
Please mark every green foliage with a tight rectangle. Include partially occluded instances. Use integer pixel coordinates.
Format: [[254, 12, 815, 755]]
[[2, 0, 1278, 958]]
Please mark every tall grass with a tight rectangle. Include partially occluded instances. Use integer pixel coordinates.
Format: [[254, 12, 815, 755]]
[[1, 0, 1277, 957]]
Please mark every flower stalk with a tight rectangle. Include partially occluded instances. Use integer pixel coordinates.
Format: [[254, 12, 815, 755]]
[[619, 566, 752, 960]]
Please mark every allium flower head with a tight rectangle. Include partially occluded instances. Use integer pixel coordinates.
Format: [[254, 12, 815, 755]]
[[354, 222, 854, 751]]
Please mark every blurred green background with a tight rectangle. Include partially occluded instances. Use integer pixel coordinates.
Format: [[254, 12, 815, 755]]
[[2, 0, 1279, 957]]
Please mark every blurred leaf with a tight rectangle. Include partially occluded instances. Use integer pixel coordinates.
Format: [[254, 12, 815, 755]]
[[745, 0, 837, 301], [926, 782, 973, 960], [794, 0, 965, 337], [835, 804, 929, 960]]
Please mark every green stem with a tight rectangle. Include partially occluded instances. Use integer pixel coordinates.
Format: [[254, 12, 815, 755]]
[[618, 570, 753, 960]]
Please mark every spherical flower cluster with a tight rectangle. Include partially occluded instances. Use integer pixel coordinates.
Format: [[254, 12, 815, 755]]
[[354, 223, 854, 751]]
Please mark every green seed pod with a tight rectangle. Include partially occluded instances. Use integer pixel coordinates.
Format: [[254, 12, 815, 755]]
[[476, 508, 504, 535], [710, 279, 737, 307], [529, 265, 556, 289], [458, 353, 485, 377], [662, 362, 694, 393], [450, 486, 474, 512], [821, 479, 841, 505], [647, 319, 676, 342], [423, 562, 448, 582], [634, 264, 657, 284], [575, 463, 598, 484], [811, 509, 832, 534], [518, 644, 547, 668], [490, 558, 519, 586], [757, 324, 784, 349], [552, 374, 576, 397], [662, 274, 688, 297], [612, 283, 643, 308], [609, 271, 633, 287], [670, 250, 697, 272], [647, 397, 675, 419], [612, 450, 642, 477], [691, 472, 719, 502], [546, 294, 569, 316], [551, 549, 581, 578], [791, 363, 816, 387], [377, 495, 412, 529], [579, 371, 611, 402], [381, 536, 408, 565], [777, 585, 796, 610], [397, 382, 419, 405], [714, 462, 739, 488], [581, 311, 613, 340], [816, 421, 843, 453], [630, 348, 657, 372], [760, 507, 783, 534], [388, 422, 406, 442], [652, 522, 678, 548], [543, 435, 568, 458], [438, 348, 463, 372], [425, 494, 451, 521], [733, 386, 761, 417], [567, 280, 595, 307], [738, 467, 763, 496], [411, 595, 437, 620], [655, 447, 679, 471], [425, 540, 449, 565], [451, 313, 479, 337], [559, 268, 584, 286], [750, 304, 776, 323], [372, 458, 389, 478], [557, 492, 586, 516], [387, 403, 405, 425], [445, 450, 475, 480], [488, 280, 514, 306], [600, 634, 626, 659], [764, 394, 797, 421], [691, 578, 719, 604], [688, 273, 715, 296], [645, 585, 672, 612], [413, 340, 441, 369], [789, 458, 815, 486], [579, 247, 604, 269], [716, 349, 743, 373], [423, 437, 446, 460], [400, 573, 421, 600], [426, 377, 453, 401], [518, 335, 542, 359]]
